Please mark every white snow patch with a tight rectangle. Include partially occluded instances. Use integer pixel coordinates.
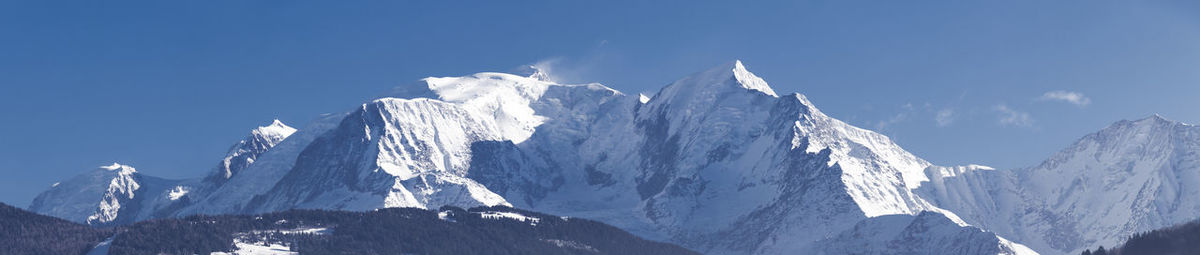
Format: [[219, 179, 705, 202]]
[[438, 211, 456, 222], [213, 241, 296, 255], [479, 211, 540, 225], [216, 227, 330, 255], [167, 186, 190, 201], [272, 227, 331, 235]]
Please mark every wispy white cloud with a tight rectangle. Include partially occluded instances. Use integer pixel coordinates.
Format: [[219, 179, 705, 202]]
[[935, 108, 954, 127], [1039, 90, 1091, 107], [993, 104, 1033, 127], [873, 103, 914, 131], [874, 113, 907, 131]]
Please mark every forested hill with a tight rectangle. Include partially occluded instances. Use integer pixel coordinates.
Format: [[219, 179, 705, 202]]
[[1080, 219, 1200, 255], [1, 203, 696, 255], [0, 202, 112, 255]]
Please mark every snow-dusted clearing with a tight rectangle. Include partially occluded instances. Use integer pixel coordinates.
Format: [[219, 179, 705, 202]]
[[479, 211, 541, 225], [212, 241, 295, 255]]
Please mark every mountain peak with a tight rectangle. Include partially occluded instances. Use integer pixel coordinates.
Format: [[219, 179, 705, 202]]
[[648, 60, 780, 109], [1099, 114, 1188, 134], [208, 119, 298, 182], [1134, 113, 1167, 123], [729, 60, 778, 97], [1133, 113, 1185, 126], [252, 119, 297, 140]]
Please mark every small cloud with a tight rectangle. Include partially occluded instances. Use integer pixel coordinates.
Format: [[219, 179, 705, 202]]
[[874, 103, 914, 131], [875, 112, 908, 131], [993, 104, 1033, 127], [935, 109, 954, 127], [1039, 90, 1091, 107]]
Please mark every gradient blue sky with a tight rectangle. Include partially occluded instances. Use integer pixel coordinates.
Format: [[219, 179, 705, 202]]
[[2, 0, 1199, 207]]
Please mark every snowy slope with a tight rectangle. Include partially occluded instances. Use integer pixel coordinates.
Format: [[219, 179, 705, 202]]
[[812, 211, 1036, 255], [920, 115, 1200, 254]]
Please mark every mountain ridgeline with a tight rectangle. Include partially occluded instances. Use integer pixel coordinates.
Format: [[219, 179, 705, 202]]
[[25, 60, 1200, 254]]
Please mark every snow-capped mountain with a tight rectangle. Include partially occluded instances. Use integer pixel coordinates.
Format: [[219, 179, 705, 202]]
[[31, 61, 1033, 254], [181, 115, 344, 215], [29, 120, 300, 226], [475, 61, 959, 254], [27, 163, 178, 226], [920, 115, 1200, 254], [205, 119, 296, 184]]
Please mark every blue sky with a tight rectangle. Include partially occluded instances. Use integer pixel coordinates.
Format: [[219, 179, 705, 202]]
[[2, 0, 1198, 207]]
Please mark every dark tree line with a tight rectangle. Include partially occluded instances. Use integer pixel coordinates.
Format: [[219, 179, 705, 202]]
[[1080, 219, 1200, 255], [1, 201, 696, 255], [290, 206, 696, 255], [109, 206, 694, 255], [0, 202, 112, 255]]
